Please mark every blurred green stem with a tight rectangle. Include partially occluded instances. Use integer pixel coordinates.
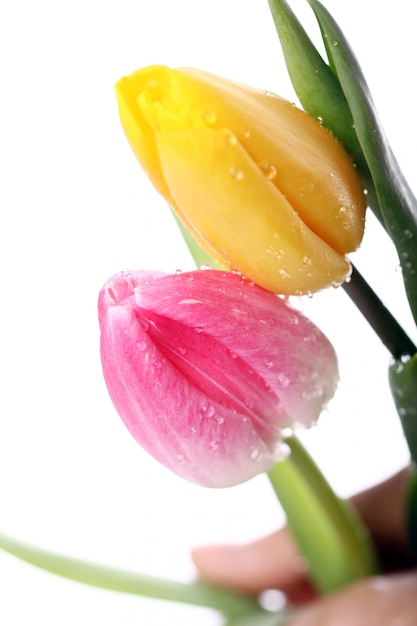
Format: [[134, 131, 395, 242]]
[[268, 436, 378, 594]]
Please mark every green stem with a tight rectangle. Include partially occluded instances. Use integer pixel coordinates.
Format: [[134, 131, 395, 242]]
[[267, 436, 378, 594], [342, 264, 416, 359], [0, 532, 259, 618]]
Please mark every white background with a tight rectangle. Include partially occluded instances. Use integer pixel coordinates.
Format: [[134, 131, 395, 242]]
[[0, 1, 415, 624]]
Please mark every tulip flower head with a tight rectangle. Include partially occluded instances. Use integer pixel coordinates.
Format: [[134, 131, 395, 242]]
[[116, 66, 366, 296], [99, 269, 338, 487]]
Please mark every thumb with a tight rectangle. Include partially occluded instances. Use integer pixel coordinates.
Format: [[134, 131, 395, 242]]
[[191, 527, 314, 599]]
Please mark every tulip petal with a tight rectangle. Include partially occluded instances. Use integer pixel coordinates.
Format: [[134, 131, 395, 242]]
[[178, 67, 366, 255], [134, 270, 338, 425], [115, 65, 366, 277], [99, 270, 338, 487], [155, 125, 351, 294]]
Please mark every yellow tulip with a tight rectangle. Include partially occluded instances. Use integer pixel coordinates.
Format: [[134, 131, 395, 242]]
[[115, 65, 366, 295]]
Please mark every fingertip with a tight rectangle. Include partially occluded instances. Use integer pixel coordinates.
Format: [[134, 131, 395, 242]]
[[192, 528, 307, 595]]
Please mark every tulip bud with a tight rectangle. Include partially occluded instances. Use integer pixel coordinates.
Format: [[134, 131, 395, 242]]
[[115, 66, 366, 295], [98, 269, 338, 487]]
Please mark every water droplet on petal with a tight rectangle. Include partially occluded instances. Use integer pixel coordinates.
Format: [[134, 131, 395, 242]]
[[264, 359, 274, 369], [135, 340, 147, 352], [250, 448, 263, 463], [259, 162, 277, 180], [195, 326, 203, 334], [302, 256, 312, 266], [224, 132, 237, 146], [230, 167, 244, 180], [277, 373, 290, 387], [273, 440, 291, 461], [209, 440, 220, 451], [203, 110, 217, 124], [200, 403, 216, 418]]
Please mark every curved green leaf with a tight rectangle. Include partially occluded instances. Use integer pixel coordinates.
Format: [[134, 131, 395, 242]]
[[266, 0, 363, 168], [0, 532, 259, 619], [307, 0, 417, 324], [389, 353, 417, 465]]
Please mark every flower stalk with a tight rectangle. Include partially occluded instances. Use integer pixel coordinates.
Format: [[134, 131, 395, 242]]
[[267, 436, 378, 594], [342, 265, 417, 359]]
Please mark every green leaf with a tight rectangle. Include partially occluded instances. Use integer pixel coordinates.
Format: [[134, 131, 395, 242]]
[[267, 436, 378, 594], [389, 353, 417, 465], [266, 0, 362, 168], [307, 0, 417, 325], [0, 531, 259, 619]]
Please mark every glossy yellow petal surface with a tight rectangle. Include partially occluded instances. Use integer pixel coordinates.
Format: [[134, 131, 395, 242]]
[[116, 65, 366, 294], [156, 126, 349, 294]]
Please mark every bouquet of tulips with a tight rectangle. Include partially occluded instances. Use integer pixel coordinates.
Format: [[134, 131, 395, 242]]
[[1, 1, 416, 624]]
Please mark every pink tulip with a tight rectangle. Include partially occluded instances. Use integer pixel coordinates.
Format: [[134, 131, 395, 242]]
[[98, 269, 338, 487]]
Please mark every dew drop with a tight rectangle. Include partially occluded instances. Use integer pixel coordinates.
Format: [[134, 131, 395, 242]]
[[242, 130, 251, 139], [302, 256, 312, 266], [264, 359, 274, 369], [194, 326, 203, 334], [209, 440, 220, 451], [203, 110, 217, 124], [199, 263, 211, 270], [135, 340, 147, 352], [316, 116, 323, 125], [277, 373, 290, 387], [200, 403, 216, 418], [258, 162, 277, 180], [190, 426, 197, 434], [178, 346, 187, 355], [250, 448, 263, 463], [224, 132, 237, 146], [273, 441, 291, 461], [229, 167, 244, 180], [404, 229, 413, 240], [214, 415, 225, 425], [332, 39, 338, 46]]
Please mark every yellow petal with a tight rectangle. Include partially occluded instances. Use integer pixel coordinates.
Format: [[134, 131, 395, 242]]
[[156, 126, 350, 295], [174, 68, 366, 254]]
